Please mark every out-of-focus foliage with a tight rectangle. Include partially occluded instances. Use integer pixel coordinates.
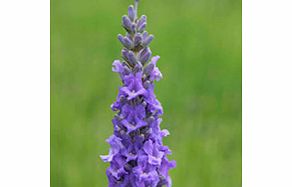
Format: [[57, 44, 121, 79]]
[[51, 0, 241, 186]]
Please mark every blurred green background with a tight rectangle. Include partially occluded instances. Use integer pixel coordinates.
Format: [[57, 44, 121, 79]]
[[51, 0, 241, 186]]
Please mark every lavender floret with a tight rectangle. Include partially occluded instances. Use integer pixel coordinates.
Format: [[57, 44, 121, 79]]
[[101, 1, 176, 186], [118, 34, 134, 49], [134, 33, 143, 47], [138, 47, 152, 65], [122, 15, 135, 33], [142, 34, 154, 47], [128, 5, 136, 21]]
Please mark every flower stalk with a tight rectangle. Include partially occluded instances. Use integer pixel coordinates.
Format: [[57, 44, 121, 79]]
[[101, 1, 176, 186]]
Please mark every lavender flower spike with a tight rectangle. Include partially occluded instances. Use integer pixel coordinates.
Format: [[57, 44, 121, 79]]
[[101, 1, 176, 186]]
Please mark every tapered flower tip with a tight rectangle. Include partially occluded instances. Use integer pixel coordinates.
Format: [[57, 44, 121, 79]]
[[128, 5, 135, 21]]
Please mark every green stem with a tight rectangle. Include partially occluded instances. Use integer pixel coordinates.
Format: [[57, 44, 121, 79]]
[[134, 0, 139, 19]]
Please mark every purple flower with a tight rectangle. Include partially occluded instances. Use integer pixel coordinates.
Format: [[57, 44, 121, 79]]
[[101, 1, 175, 186], [120, 72, 146, 100]]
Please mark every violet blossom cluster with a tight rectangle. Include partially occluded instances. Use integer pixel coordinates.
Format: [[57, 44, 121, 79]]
[[101, 1, 175, 186]]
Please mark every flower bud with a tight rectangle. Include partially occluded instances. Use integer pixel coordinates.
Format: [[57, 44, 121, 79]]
[[118, 34, 133, 49], [138, 47, 152, 64], [133, 61, 143, 73], [122, 15, 134, 33], [142, 31, 148, 39], [128, 51, 138, 65], [122, 62, 131, 74], [142, 35, 154, 47], [134, 33, 142, 47], [122, 49, 134, 66], [137, 22, 146, 32], [117, 34, 124, 43], [125, 36, 134, 48], [128, 5, 135, 21], [137, 15, 147, 28], [143, 62, 154, 75]]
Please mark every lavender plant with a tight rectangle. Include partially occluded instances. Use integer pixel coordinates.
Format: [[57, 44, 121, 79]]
[[101, 0, 176, 186]]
